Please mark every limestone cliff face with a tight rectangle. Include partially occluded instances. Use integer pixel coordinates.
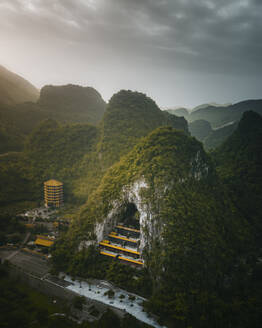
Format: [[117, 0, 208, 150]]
[[77, 127, 213, 259], [93, 154, 211, 256], [190, 150, 210, 180], [94, 179, 150, 251]]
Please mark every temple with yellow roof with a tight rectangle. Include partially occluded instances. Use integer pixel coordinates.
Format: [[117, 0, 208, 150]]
[[34, 235, 54, 247], [44, 179, 63, 208]]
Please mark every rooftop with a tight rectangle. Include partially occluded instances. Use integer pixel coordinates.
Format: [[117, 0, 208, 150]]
[[35, 238, 54, 247], [44, 179, 63, 187]]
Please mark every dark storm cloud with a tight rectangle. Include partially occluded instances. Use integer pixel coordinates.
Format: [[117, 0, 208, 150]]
[[0, 0, 261, 106]]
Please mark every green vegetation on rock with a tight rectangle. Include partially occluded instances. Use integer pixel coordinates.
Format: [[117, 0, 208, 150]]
[[165, 107, 189, 119], [189, 119, 238, 150], [0, 77, 106, 154], [0, 89, 188, 212], [51, 121, 262, 327], [0, 65, 39, 106], [188, 119, 212, 141], [38, 84, 106, 125], [214, 111, 262, 249], [204, 121, 238, 150], [98, 90, 188, 167], [0, 119, 99, 207], [1, 71, 261, 327], [50, 127, 246, 326]]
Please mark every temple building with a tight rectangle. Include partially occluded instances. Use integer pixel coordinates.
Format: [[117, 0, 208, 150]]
[[44, 179, 63, 208], [34, 235, 54, 247]]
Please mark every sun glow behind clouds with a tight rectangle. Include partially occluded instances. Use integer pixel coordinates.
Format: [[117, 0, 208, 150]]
[[0, 0, 261, 107]]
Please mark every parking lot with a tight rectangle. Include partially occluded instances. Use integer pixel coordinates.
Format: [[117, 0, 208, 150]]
[[2, 250, 49, 278]]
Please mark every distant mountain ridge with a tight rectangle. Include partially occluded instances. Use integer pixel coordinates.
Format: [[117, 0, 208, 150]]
[[167, 99, 262, 149], [165, 107, 189, 118], [0, 65, 39, 106], [189, 119, 238, 150], [0, 84, 106, 135], [192, 102, 232, 112], [0, 68, 107, 153], [188, 99, 262, 127], [166, 99, 262, 127], [38, 84, 106, 124]]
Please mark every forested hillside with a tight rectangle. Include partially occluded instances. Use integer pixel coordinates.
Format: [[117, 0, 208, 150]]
[[0, 69, 107, 154], [0, 90, 187, 211], [0, 65, 39, 106], [0, 120, 100, 210], [69, 90, 188, 200], [188, 119, 212, 141], [0, 66, 40, 152], [204, 121, 238, 150], [214, 111, 262, 249], [38, 84, 106, 125], [189, 119, 238, 150], [52, 125, 261, 327], [1, 67, 261, 327], [98, 90, 188, 167]]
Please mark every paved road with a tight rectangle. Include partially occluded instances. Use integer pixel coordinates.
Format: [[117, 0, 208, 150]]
[[0, 151, 21, 158], [22, 232, 31, 245]]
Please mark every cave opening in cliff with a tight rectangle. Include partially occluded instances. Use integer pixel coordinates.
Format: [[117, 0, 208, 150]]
[[119, 202, 140, 230]]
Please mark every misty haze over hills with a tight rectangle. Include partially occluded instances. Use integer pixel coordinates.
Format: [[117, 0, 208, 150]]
[[165, 99, 262, 149], [0, 62, 261, 328], [1, 0, 262, 108], [0, 1, 262, 327], [0, 64, 261, 152], [0, 65, 39, 106]]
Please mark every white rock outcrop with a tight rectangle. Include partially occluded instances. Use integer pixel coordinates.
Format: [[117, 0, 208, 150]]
[[93, 149, 210, 258], [94, 179, 158, 255]]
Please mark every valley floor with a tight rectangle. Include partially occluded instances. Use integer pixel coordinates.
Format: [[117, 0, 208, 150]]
[[0, 248, 163, 327], [64, 276, 164, 328]]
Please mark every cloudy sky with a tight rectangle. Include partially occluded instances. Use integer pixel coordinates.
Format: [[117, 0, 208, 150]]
[[0, 0, 261, 108]]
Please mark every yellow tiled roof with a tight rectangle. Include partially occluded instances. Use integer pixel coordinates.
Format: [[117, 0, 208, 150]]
[[116, 225, 140, 233], [109, 233, 137, 243], [35, 238, 54, 247], [99, 242, 140, 255], [100, 251, 143, 265], [119, 256, 143, 265], [44, 179, 63, 187]]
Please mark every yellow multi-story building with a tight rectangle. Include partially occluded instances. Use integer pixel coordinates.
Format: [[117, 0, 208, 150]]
[[44, 179, 63, 208]]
